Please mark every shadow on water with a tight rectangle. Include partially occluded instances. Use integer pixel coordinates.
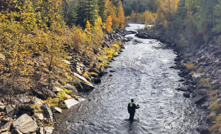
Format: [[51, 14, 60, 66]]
[[53, 24, 206, 134]]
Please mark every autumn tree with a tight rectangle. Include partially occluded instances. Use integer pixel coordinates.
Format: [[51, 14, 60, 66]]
[[117, 0, 125, 28], [106, 16, 112, 32], [131, 10, 136, 22]]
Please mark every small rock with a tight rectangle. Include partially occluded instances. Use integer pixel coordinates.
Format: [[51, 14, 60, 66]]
[[64, 99, 79, 109], [16, 94, 30, 103], [53, 86, 63, 93], [0, 101, 5, 111], [36, 113, 44, 120], [62, 59, 71, 65], [41, 103, 53, 122], [13, 114, 38, 133], [44, 127, 54, 134], [54, 107, 62, 113], [109, 70, 115, 73], [31, 97, 44, 106], [38, 127, 44, 134], [0, 119, 13, 132]]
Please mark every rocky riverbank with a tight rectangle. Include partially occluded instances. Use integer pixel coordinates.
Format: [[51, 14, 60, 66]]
[[136, 29, 221, 134], [0, 31, 128, 134]]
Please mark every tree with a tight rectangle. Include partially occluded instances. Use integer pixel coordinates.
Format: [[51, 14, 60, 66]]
[[131, 10, 136, 22], [77, 0, 98, 27], [98, 0, 107, 22], [106, 15, 112, 32], [117, 0, 125, 28]]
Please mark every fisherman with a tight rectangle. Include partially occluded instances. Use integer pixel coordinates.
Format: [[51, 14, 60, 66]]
[[128, 99, 139, 121]]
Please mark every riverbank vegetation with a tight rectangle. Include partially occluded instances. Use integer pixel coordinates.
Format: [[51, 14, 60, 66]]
[[0, 0, 125, 133]]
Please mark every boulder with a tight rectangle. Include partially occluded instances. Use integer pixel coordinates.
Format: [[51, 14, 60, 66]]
[[183, 92, 190, 98], [16, 94, 30, 103], [64, 99, 79, 109], [0, 101, 5, 111], [31, 97, 44, 106], [6, 105, 16, 116], [80, 82, 95, 91], [191, 95, 207, 105], [0, 119, 13, 132], [13, 114, 38, 133], [41, 103, 53, 122], [32, 88, 55, 100], [54, 107, 62, 113], [196, 125, 210, 134], [64, 84, 77, 92], [74, 73, 94, 91]]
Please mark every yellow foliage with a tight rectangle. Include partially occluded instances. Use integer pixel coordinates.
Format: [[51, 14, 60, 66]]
[[112, 44, 120, 50], [83, 72, 89, 77], [90, 72, 98, 76], [186, 62, 195, 70], [106, 16, 112, 32]]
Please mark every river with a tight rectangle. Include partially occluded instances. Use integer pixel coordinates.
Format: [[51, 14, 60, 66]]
[[53, 24, 206, 134]]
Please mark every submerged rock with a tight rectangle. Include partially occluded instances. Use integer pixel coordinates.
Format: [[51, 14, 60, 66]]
[[196, 125, 210, 134]]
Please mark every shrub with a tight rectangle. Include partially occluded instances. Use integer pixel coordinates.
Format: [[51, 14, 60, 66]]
[[186, 62, 195, 70], [30, 104, 42, 113]]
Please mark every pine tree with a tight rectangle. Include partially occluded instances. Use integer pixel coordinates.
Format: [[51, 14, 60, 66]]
[[98, 0, 107, 22], [77, 0, 98, 27]]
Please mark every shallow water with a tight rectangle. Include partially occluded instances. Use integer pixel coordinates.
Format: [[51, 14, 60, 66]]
[[53, 24, 205, 134]]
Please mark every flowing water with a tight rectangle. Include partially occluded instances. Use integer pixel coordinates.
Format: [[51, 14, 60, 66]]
[[53, 24, 206, 134]]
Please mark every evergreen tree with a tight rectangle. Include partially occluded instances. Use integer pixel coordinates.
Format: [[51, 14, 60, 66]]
[[77, 0, 98, 27], [98, 0, 107, 22], [117, 0, 125, 28]]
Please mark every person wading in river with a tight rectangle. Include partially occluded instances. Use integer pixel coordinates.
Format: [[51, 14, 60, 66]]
[[128, 99, 139, 121]]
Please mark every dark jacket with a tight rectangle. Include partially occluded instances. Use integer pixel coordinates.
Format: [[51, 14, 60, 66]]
[[128, 103, 139, 114]]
